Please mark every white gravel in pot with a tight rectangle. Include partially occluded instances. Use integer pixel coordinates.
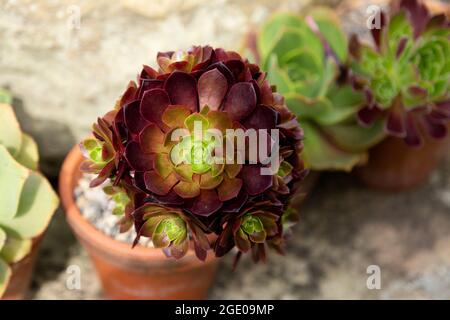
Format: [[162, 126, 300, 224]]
[[74, 174, 152, 247]]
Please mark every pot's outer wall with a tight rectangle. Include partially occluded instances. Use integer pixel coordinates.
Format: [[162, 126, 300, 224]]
[[86, 243, 218, 299], [355, 133, 450, 192], [59, 147, 219, 300], [2, 237, 43, 300]]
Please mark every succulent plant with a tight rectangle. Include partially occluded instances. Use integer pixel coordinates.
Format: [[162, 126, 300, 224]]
[[81, 46, 307, 262], [350, 0, 450, 146], [253, 9, 387, 171], [0, 89, 59, 297]]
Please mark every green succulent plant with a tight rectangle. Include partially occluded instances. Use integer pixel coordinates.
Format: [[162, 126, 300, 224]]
[[350, 0, 450, 146], [80, 46, 305, 262], [256, 9, 386, 171], [0, 89, 59, 297]]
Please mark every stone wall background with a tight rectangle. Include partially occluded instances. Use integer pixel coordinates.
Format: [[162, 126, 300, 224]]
[[1, 0, 328, 177], [1, 0, 450, 299]]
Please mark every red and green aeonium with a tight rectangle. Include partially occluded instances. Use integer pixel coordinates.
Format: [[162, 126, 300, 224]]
[[350, 0, 450, 146], [80, 46, 306, 262]]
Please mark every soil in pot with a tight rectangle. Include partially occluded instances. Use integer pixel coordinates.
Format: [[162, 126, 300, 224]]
[[59, 147, 219, 300], [1, 237, 43, 300], [354, 134, 450, 192]]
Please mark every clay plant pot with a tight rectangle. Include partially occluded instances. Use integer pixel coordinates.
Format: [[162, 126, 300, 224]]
[[1, 237, 43, 300], [354, 134, 450, 192], [59, 146, 219, 300]]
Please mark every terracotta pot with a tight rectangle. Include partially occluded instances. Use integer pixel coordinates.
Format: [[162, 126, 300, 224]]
[[290, 171, 321, 209], [59, 146, 219, 300], [354, 134, 450, 191], [1, 237, 43, 300]]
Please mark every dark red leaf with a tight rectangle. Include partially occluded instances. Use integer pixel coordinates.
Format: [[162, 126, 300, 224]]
[[140, 89, 170, 130], [396, 37, 408, 58], [424, 115, 448, 139], [124, 100, 149, 134], [404, 113, 423, 147], [124, 141, 154, 171], [370, 11, 386, 50], [164, 71, 199, 112], [225, 60, 245, 82], [239, 165, 273, 196], [189, 190, 222, 216], [399, 0, 430, 38], [242, 105, 278, 130], [223, 82, 257, 121], [198, 68, 228, 110], [357, 105, 381, 126], [137, 79, 164, 99], [386, 110, 406, 138]]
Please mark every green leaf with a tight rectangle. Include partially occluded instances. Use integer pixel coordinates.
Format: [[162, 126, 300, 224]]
[[323, 120, 386, 153], [387, 12, 413, 54], [277, 161, 293, 178], [152, 220, 171, 248], [285, 57, 337, 101], [0, 88, 12, 105], [14, 133, 39, 170], [0, 228, 5, 251], [0, 257, 11, 297], [315, 58, 338, 98], [285, 93, 332, 121], [262, 23, 323, 71], [301, 121, 367, 171], [356, 45, 381, 77], [280, 48, 322, 82], [184, 113, 209, 134], [316, 84, 365, 125], [258, 13, 305, 65], [0, 236, 32, 264], [328, 84, 365, 108], [0, 102, 23, 157], [82, 138, 100, 152], [309, 7, 348, 62], [0, 171, 59, 238], [266, 28, 305, 67], [267, 56, 297, 95], [423, 25, 450, 39], [0, 145, 29, 220]]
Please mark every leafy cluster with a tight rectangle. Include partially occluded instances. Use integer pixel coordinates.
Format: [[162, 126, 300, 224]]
[[255, 9, 386, 171], [350, 0, 450, 146], [81, 46, 307, 262], [0, 89, 59, 297]]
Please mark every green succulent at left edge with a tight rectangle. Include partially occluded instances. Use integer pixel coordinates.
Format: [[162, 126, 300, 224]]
[[0, 89, 59, 297], [256, 9, 386, 171]]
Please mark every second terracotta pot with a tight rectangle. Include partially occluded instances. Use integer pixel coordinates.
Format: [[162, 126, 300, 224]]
[[355, 134, 450, 192], [59, 147, 219, 300]]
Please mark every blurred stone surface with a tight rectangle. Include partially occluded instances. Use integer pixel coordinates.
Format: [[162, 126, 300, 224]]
[[30, 155, 450, 299]]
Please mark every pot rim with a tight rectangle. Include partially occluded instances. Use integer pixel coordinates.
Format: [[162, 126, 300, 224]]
[[59, 146, 205, 264]]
